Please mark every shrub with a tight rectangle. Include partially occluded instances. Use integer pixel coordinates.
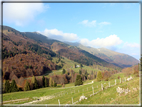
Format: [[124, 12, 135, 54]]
[[117, 76, 120, 79]]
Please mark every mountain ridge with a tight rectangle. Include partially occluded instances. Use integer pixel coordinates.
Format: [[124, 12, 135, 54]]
[[65, 42, 139, 68]]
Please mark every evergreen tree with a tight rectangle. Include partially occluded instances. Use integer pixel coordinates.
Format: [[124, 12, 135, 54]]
[[24, 81, 30, 91], [42, 76, 45, 87], [75, 75, 83, 86], [45, 78, 48, 87], [4, 80, 11, 93], [32, 76, 38, 89], [53, 83, 57, 87], [10, 80, 18, 92], [96, 71, 103, 81], [79, 69, 82, 75], [34, 77, 38, 89], [74, 64, 76, 68], [49, 77, 53, 87], [80, 63, 83, 69], [62, 69, 66, 74]]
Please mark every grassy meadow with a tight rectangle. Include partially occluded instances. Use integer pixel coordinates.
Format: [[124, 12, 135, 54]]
[[3, 73, 140, 105]]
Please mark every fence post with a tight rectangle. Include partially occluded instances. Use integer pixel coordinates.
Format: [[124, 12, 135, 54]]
[[72, 97, 73, 104], [120, 78, 121, 83], [92, 86, 94, 94], [58, 99, 60, 106], [101, 83, 103, 90]]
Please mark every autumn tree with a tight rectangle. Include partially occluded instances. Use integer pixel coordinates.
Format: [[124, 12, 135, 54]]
[[75, 75, 83, 86], [10, 80, 18, 92], [97, 71, 103, 81], [24, 80, 30, 91]]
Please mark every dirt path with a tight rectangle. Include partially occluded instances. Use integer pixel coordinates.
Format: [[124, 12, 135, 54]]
[[21, 96, 54, 105], [3, 98, 29, 104]]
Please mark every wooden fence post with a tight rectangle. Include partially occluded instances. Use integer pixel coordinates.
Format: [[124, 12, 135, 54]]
[[101, 83, 103, 90], [58, 99, 60, 106], [92, 86, 94, 94]]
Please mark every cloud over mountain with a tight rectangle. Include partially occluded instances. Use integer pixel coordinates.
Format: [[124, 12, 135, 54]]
[[80, 34, 122, 48], [39, 28, 79, 42]]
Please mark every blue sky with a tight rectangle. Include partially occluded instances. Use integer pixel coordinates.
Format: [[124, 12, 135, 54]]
[[2, 1, 140, 60]]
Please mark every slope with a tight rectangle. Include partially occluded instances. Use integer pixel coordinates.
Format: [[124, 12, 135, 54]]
[[66, 42, 139, 68]]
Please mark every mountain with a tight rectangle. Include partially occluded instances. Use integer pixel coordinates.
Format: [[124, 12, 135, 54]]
[[2, 25, 57, 79], [1, 25, 121, 69], [65, 42, 139, 68]]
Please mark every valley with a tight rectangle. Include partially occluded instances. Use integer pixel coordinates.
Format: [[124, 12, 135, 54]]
[[1, 25, 140, 105]]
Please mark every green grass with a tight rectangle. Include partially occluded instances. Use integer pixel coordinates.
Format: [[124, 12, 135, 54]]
[[46, 56, 100, 77], [3, 73, 140, 105]]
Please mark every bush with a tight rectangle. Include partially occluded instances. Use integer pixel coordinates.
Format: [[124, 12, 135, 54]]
[[117, 76, 120, 79]]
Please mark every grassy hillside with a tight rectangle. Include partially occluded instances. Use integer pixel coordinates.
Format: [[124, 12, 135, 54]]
[[75, 43, 139, 68], [3, 73, 139, 105]]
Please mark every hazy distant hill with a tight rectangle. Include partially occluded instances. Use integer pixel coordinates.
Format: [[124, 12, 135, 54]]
[[65, 42, 139, 68]]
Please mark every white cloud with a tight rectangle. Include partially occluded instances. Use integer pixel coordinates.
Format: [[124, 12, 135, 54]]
[[79, 20, 97, 27], [99, 22, 111, 26], [116, 42, 140, 60], [3, 2, 48, 26], [39, 28, 79, 42], [123, 42, 139, 48], [79, 20, 111, 28], [80, 34, 122, 48]]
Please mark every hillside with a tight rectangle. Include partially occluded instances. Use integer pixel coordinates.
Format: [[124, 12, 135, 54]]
[[66, 42, 139, 68], [2, 26, 57, 80], [2, 25, 120, 68], [3, 73, 139, 105]]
